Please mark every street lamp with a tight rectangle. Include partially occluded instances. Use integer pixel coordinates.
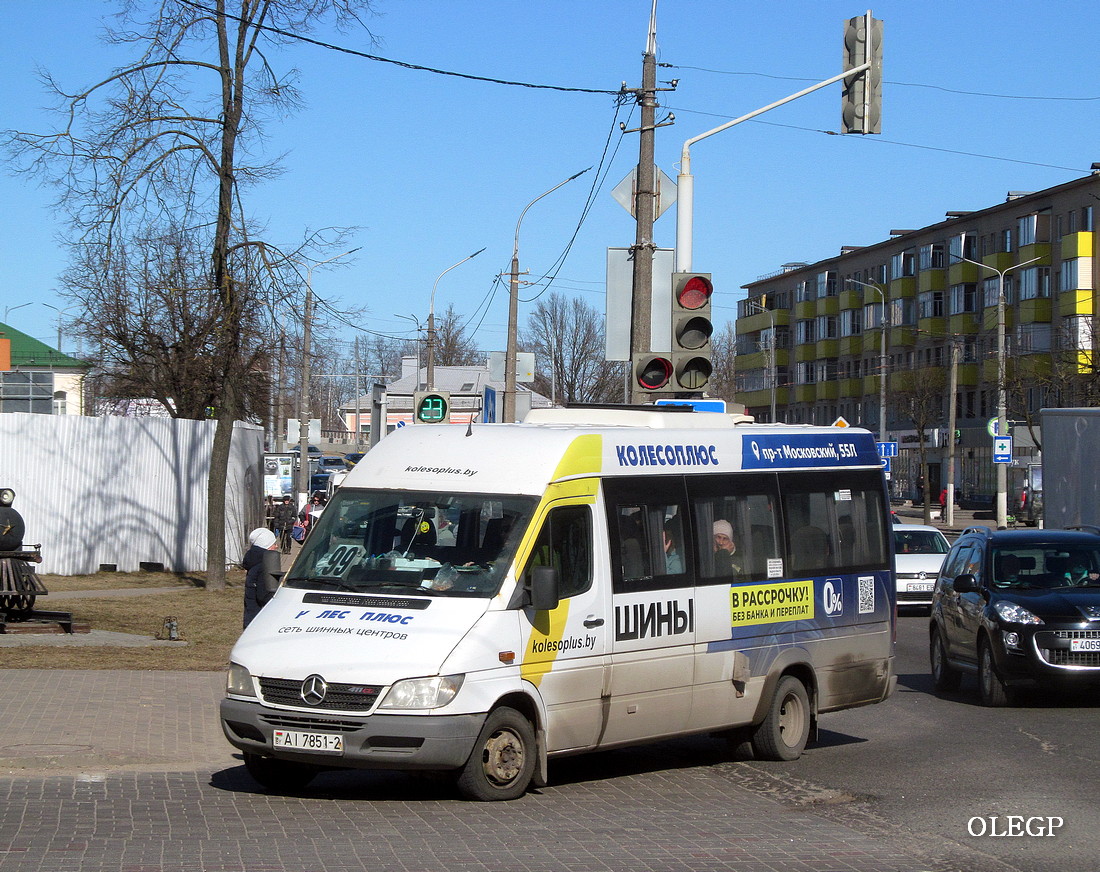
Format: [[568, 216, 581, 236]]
[[846, 279, 889, 444], [42, 303, 74, 352], [505, 168, 589, 423], [955, 249, 1041, 529], [743, 299, 778, 422], [427, 248, 485, 391], [294, 247, 360, 503], [3, 302, 32, 323]]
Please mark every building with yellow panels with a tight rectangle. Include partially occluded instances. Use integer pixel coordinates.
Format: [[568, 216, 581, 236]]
[[735, 174, 1097, 503]]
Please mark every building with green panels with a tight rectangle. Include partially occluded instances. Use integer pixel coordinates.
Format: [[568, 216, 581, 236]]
[[0, 322, 89, 415], [734, 174, 1097, 502]]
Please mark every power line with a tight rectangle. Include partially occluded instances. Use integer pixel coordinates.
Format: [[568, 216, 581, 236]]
[[662, 63, 1100, 102], [666, 105, 1091, 174], [180, 0, 623, 96]]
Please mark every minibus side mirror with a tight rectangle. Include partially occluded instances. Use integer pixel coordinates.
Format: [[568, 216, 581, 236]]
[[530, 565, 560, 611], [261, 550, 285, 601]]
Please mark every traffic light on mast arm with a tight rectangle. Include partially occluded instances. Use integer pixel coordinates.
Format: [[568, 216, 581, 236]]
[[413, 391, 450, 424], [841, 13, 883, 135], [671, 272, 713, 393]]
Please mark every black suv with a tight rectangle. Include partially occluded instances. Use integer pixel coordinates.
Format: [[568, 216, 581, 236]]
[[929, 526, 1100, 706]]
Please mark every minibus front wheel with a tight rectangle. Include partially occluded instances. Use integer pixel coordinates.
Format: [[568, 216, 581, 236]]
[[750, 675, 810, 761], [456, 706, 536, 801]]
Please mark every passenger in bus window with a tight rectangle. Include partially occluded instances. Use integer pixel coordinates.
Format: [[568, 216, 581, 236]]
[[713, 520, 742, 575], [663, 521, 684, 574]]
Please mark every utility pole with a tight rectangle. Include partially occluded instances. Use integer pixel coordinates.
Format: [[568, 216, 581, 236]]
[[628, 2, 659, 405], [945, 337, 959, 527]]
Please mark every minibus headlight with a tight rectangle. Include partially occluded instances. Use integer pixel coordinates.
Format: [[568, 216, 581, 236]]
[[226, 662, 256, 697], [380, 675, 464, 710]]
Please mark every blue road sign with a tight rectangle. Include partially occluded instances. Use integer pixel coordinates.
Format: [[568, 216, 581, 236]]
[[656, 399, 727, 413], [876, 441, 898, 458], [993, 436, 1012, 464]]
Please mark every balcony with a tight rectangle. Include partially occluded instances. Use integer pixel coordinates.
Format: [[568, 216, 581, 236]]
[[889, 276, 916, 298], [794, 299, 816, 320], [948, 313, 979, 334], [794, 384, 816, 404], [738, 308, 789, 334], [737, 387, 789, 410], [890, 325, 917, 346], [917, 316, 946, 337], [839, 289, 862, 310], [795, 343, 818, 363], [918, 270, 946, 292], [1018, 242, 1051, 266], [1058, 289, 1092, 317], [815, 339, 839, 359], [948, 261, 979, 284], [983, 252, 1015, 271], [815, 296, 839, 316], [956, 363, 979, 386], [1061, 231, 1094, 259], [838, 377, 863, 398], [838, 335, 863, 357], [1018, 298, 1052, 324], [815, 381, 839, 401]]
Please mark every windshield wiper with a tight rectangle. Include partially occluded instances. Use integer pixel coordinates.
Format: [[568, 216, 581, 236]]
[[287, 575, 358, 592]]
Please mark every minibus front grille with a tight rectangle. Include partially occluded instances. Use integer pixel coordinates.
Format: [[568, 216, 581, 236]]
[[259, 713, 365, 733], [259, 677, 383, 712]]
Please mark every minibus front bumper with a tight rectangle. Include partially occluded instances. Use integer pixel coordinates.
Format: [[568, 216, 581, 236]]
[[220, 697, 484, 770]]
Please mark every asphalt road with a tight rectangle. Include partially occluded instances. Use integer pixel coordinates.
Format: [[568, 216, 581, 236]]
[[725, 611, 1100, 872]]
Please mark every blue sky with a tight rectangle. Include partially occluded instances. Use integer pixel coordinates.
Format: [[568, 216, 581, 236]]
[[3, 0, 1100, 363]]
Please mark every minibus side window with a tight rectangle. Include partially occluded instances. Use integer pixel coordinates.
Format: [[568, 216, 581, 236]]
[[523, 505, 592, 599], [603, 478, 691, 594], [780, 470, 889, 576], [686, 474, 780, 584]]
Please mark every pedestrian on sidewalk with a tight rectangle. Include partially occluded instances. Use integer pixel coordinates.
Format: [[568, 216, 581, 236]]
[[243, 527, 279, 628]]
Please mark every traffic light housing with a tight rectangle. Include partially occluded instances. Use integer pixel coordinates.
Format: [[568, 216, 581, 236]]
[[413, 391, 450, 424], [671, 272, 713, 393], [841, 13, 883, 135], [632, 353, 673, 394]]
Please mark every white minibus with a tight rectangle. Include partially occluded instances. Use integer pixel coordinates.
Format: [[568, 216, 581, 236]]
[[221, 407, 896, 800]]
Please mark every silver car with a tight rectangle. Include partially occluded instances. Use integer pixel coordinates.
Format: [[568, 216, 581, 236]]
[[894, 524, 951, 612]]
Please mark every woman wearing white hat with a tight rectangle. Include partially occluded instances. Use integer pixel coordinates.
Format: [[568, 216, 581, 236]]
[[243, 527, 279, 627], [712, 520, 742, 575]]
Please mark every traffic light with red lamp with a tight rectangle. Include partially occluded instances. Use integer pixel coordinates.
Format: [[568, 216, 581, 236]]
[[632, 354, 673, 393], [671, 272, 713, 393]]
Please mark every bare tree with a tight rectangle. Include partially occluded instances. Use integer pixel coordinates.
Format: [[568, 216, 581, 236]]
[[708, 321, 737, 404], [433, 304, 482, 367], [521, 292, 623, 405], [892, 366, 947, 524], [7, 0, 375, 588]]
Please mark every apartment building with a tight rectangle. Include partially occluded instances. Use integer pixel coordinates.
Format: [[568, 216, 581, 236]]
[[734, 173, 1097, 502]]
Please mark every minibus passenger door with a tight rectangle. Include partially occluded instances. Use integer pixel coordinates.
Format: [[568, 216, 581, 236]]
[[517, 500, 610, 753]]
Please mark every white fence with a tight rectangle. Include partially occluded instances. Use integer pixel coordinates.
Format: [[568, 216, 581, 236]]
[[0, 413, 263, 576]]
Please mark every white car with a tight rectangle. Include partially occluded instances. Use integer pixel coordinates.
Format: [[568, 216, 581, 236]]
[[893, 524, 951, 611]]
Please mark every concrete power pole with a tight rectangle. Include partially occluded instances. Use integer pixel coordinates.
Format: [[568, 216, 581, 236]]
[[628, 7, 659, 405]]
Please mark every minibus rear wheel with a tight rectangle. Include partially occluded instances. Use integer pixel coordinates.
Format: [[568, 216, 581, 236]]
[[751, 675, 810, 761], [243, 752, 319, 791], [456, 706, 536, 801]]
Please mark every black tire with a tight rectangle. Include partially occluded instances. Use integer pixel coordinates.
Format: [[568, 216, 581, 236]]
[[978, 640, 1013, 707], [751, 675, 811, 762], [930, 626, 962, 691], [243, 752, 319, 791], [456, 706, 536, 801]]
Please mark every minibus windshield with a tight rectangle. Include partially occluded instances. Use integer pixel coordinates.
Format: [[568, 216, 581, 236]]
[[284, 489, 538, 597]]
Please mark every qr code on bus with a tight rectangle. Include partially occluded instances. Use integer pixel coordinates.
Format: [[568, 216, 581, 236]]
[[857, 576, 875, 614]]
